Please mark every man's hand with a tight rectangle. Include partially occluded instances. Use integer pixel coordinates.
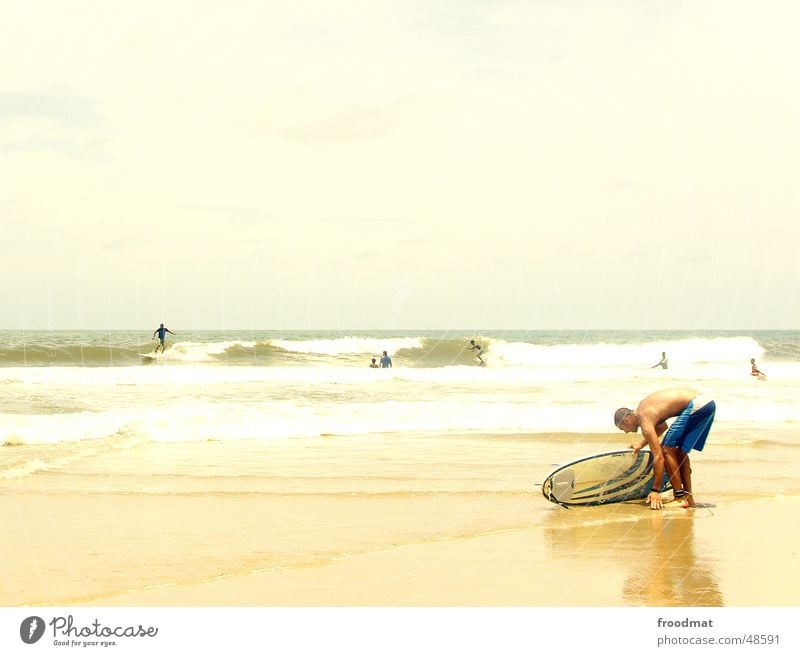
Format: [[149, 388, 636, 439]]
[[648, 491, 663, 510], [629, 438, 646, 456]]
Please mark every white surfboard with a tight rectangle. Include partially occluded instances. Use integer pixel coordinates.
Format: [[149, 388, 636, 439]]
[[541, 449, 671, 506], [140, 352, 167, 362]]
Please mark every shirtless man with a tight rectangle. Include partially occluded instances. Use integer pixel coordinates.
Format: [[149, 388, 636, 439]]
[[614, 388, 716, 510]]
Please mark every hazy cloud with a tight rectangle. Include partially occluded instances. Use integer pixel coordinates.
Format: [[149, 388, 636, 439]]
[[0, 93, 107, 153]]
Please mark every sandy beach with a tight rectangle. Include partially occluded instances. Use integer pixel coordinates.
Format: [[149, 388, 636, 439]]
[[3, 430, 798, 607], [74, 497, 800, 607]]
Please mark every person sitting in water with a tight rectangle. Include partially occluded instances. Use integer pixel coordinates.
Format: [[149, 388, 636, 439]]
[[651, 351, 668, 369], [750, 358, 766, 378]]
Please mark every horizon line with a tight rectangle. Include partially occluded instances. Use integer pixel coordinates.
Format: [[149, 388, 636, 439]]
[[1, 327, 795, 333]]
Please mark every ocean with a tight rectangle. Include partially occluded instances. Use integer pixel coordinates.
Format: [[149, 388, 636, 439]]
[[1, 329, 798, 455], [2, 328, 799, 606]]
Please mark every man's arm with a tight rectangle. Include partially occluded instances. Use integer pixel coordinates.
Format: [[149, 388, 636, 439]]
[[630, 420, 668, 451], [639, 419, 666, 509]]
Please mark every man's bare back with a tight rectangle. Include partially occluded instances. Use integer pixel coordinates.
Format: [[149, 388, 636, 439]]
[[635, 388, 699, 430], [615, 387, 706, 510]]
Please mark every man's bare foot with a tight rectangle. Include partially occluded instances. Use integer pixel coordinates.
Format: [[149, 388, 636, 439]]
[[680, 492, 696, 508]]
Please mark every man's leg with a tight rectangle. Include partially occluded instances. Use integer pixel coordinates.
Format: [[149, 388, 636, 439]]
[[674, 448, 695, 508], [662, 445, 684, 498]]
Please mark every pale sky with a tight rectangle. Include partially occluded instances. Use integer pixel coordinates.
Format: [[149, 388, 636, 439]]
[[2, 0, 798, 330]]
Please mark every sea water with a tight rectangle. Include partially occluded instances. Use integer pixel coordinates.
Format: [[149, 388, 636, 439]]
[[2, 329, 798, 606], [1, 329, 797, 458], [0, 331, 800, 466]]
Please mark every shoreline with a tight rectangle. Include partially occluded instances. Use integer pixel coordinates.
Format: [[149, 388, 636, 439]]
[[70, 495, 800, 607], [2, 430, 799, 607]]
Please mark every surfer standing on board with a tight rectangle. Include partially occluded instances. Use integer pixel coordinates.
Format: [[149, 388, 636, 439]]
[[467, 339, 485, 366], [152, 323, 175, 353], [614, 388, 716, 510]]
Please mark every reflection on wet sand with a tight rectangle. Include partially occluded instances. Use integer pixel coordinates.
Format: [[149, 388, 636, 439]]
[[544, 505, 722, 606], [622, 512, 722, 606]]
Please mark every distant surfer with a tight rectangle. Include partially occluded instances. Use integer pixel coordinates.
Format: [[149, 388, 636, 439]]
[[614, 388, 716, 510], [468, 339, 485, 366], [651, 351, 668, 369], [369, 358, 379, 368], [152, 323, 175, 353], [379, 351, 392, 368], [750, 358, 766, 378]]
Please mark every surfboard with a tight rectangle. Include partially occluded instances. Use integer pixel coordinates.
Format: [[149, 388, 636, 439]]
[[541, 449, 671, 507]]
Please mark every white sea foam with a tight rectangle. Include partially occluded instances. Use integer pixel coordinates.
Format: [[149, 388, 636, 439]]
[[1, 333, 796, 453], [2, 378, 798, 448], [269, 336, 423, 355], [149, 341, 256, 362], [0, 412, 128, 446], [486, 336, 765, 368], [0, 400, 602, 446]]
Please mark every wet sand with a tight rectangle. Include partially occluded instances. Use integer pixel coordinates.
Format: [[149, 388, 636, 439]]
[[2, 432, 798, 607]]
